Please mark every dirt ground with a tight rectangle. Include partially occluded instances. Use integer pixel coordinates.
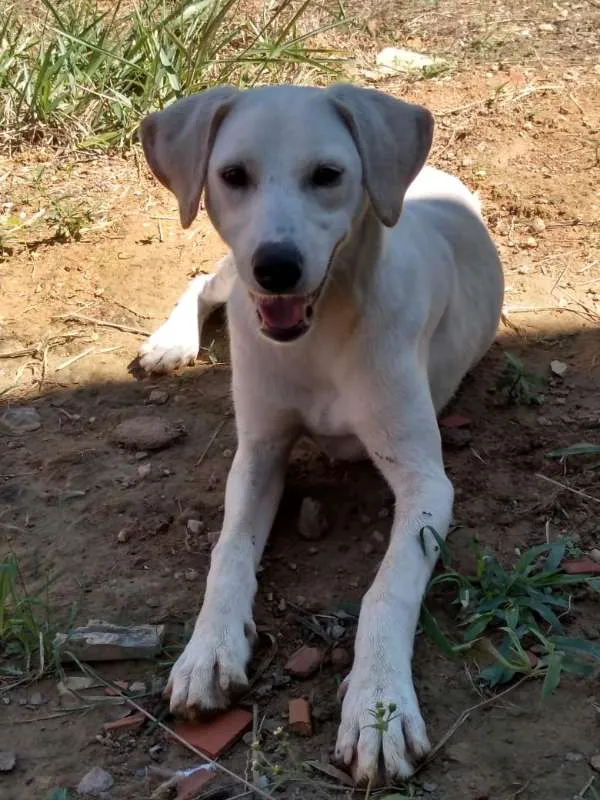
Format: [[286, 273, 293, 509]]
[[1, 1, 600, 798]]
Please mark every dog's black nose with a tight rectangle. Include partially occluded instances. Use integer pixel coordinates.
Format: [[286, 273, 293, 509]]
[[252, 241, 303, 294]]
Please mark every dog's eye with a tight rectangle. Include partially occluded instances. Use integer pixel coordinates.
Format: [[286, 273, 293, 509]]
[[311, 165, 343, 188], [221, 166, 249, 189]]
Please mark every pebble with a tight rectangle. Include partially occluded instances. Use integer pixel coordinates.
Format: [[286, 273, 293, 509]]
[[117, 527, 130, 543], [423, 783, 438, 793], [590, 754, 600, 772], [110, 416, 186, 451], [298, 497, 328, 541], [524, 236, 538, 248], [517, 265, 530, 274], [137, 462, 151, 478], [330, 647, 351, 670], [565, 752, 585, 762], [222, 448, 233, 458], [285, 646, 323, 678], [377, 508, 390, 519], [590, 549, 600, 564], [28, 692, 44, 706], [0, 406, 41, 434], [331, 624, 345, 640], [147, 389, 169, 405], [372, 530, 386, 545], [129, 681, 146, 694], [362, 542, 375, 556], [531, 217, 546, 233], [0, 751, 16, 772], [77, 766, 114, 796], [187, 519, 204, 535], [185, 569, 199, 582]]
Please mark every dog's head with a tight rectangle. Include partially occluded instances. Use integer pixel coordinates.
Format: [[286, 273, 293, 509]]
[[139, 84, 433, 343]]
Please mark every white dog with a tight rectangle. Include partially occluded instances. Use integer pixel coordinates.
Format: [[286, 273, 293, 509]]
[[136, 84, 504, 783]]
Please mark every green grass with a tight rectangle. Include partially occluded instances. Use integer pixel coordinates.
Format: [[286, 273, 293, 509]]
[[420, 531, 600, 697], [0, 0, 346, 150], [0, 552, 75, 684]]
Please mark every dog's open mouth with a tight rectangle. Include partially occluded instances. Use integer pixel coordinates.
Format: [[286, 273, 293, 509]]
[[251, 291, 318, 342]]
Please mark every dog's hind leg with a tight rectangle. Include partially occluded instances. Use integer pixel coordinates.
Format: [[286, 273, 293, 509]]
[[137, 253, 236, 375]]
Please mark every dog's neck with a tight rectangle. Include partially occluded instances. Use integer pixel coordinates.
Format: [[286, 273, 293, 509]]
[[317, 198, 384, 337]]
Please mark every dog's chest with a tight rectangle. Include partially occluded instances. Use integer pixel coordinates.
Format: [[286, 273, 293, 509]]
[[299, 387, 353, 438]]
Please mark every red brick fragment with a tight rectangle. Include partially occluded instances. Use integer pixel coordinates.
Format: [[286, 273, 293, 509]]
[[103, 711, 146, 733], [285, 645, 323, 678], [562, 559, 600, 575], [177, 767, 217, 799], [171, 708, 253, 759], [289, 698, 312, 736]]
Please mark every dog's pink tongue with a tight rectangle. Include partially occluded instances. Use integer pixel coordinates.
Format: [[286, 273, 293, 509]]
[[257, 296, 305, 329]]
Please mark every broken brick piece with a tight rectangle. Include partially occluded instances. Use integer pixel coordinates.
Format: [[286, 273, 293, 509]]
[[439, 414, 472, 429], [177, 767, 217, 799], [103, 711, 146, 733], [289, 698, 312, 736], [285, 645, 323, 678], [171, 708, 253, 759], [562, 558, 600, 575]]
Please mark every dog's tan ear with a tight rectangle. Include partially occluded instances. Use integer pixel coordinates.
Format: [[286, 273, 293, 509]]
[[139, 87, 238, 228], [327, 84, 433, 227]]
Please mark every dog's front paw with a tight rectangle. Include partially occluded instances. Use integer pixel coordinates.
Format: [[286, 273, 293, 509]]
[[137, 322, 199, 375], [166, 615, 256, 713], [334, 656, 430, 784]]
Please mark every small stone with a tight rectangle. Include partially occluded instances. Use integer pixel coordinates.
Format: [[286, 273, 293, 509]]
[[185, 569, 199, 582], [278, 598, 287, 612], [1, 696, 10, 705], [129, 681, 146, 694], [372, 530, 386, 545], [539, 22, 556, 32], [331, 624, 345, 640], [298, 497, 328, 541], [423, 783, 438, 793], [0, 751, 16, 772], [117, 527, 130, 543], [590, 754, 600, 772], [362, 542, 375, 555], [331, 647, 351, 670], [461, 156, 473, 167], [222, 448, 233, 458], [186, 518, 204, 535], [550, 359, 568, 377], [28, 692, 44, 706], [147, 389, 169, 405], [54, 622, 165, 662], [376, 46, 447, 75], [146, 597, 160, 608], [590, 549, 600, 564], [518, 265, 530, 274], [149, 743, 162, 760], [137, 462, 151, 478], [525, 236, 537, 248], [565, 752, 585, 762], [531, 217, 546, 233], [77, 766, 114, 796], [285, 646, 323, 678], [110, 415, 186, 451], [0, 406, 41, 434]]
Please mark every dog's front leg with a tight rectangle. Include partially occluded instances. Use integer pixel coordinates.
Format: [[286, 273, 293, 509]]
[[167, 435, 291, 713], [138, 253, 236, 374], [335, 364, 454, 783]]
